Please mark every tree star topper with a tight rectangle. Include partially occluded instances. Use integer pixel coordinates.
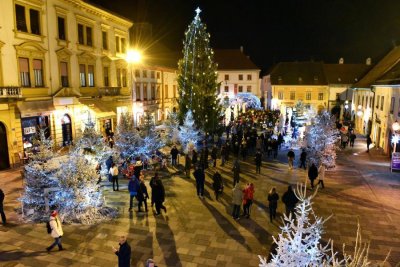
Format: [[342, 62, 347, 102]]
[[195, 7, 201, 17]]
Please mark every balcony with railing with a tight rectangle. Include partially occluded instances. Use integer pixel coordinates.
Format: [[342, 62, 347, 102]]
[[98, 87, 122, 96], [0, 87, 22, 98]]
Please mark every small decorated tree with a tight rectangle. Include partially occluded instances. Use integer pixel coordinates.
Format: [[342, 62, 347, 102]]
[[179, 110, 202, 152]]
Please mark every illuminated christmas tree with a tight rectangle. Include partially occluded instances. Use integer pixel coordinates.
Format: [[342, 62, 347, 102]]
[[177, 7, 222, 134]]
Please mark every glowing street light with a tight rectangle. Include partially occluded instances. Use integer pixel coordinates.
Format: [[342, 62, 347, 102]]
[[125, 49, 143, 126], [126, 49, 142, 64]]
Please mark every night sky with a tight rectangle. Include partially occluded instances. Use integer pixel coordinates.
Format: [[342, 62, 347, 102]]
[[91, 0, 400, 72]]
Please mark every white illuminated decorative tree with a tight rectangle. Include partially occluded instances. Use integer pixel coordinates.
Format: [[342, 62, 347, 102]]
[[179, 110, 202, 152]]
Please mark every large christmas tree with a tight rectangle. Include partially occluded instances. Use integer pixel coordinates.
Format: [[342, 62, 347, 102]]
[[177, 8, 222, 134]]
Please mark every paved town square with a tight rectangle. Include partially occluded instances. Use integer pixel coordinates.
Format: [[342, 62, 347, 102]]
[[1, 137, 399, 266]]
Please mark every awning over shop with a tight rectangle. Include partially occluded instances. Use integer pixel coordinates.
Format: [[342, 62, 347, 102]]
[[80, 100, 116, 119], [17, 100, 56, 118]]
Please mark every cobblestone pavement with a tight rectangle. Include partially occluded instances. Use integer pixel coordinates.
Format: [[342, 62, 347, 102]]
[[0, 136, 399, 266]]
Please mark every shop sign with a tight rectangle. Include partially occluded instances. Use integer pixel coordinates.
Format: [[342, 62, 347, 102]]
[[23, 126, 36, 135], [391, 152, 400, 172]]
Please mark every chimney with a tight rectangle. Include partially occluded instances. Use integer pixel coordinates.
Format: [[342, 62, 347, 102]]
[[366, 57, 371, 65], [339, 58, 344, 64], [240, 46, 243, 53]]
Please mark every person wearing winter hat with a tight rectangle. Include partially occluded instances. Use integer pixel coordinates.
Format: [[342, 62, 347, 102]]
[[46, 210, 64, 251]]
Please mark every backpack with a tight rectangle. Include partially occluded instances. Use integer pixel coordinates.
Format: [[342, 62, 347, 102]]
[[46, 221, 52, 234]]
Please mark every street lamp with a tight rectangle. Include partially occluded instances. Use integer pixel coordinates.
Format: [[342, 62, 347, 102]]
[[125, 49, 142, 126]]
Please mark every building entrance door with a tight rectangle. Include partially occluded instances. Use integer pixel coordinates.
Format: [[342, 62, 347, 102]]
[[377, 127, 381, 148], [61, 114, 73, 146], [0, 122, 10, 170]]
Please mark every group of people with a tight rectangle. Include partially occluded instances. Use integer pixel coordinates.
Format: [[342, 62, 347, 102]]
[[231, 183, 255, 220]]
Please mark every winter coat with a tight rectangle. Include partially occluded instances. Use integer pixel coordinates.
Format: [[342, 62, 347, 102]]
[[255, 152, 262, 166], [170, 148, 179, 159], [192, 151, 198, 165], [115, 241, 131, 267], [300, 151, 307, 161], [136, 181, 149, 201], [128, 177, 140, 196], [268, 192, 279, 208], [367, 136, 372, 145], [282, 189, 298, 208], [211, 147, 218, 160], [212, 173, 223, 191], [287, 150, 295, 159], [109, 166, 119, 176], [318, 165, 325, 180], [105, 157, 113, 171], [256, 139, 262, 150], [308, 165, 319, 180], [151, 179, 165, 203], [232, 185, 243, 205], [243, 184, 255, 204], [232, 161, 240, 178], [193, 169, 205, 184], [49, 215, 63, 238]]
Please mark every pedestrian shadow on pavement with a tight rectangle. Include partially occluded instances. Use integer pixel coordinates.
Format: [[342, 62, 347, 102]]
[[201, 200, 252, 252], [154, 216, 182, 267], [0, 250, 46, 261]]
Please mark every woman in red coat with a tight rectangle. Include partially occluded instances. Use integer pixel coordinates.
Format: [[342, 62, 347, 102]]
[[242, 183, 254, 218]]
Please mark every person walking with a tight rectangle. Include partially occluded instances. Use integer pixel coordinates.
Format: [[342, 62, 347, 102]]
[[282, 185, 298, 218], [0, 189, 6, 225], [287, 148, 295, 169], [341, 133, 349, 148], [46, 210, 64, 252], [212, 171, 223, 200], [193, 165, 205, 198], [106, 156, 113, 182], [185, 154, 192, 178], [137, 177, 149, 212], [192, 150, 198, 167], [242, 183, 254, 219], [109, 163, 119, 191], [267, 187, 279, 223], [113, 236, 131, 267], [299, 149, 307, 170], [220, 144, 226, 166], [211, 145, 218, 167], [232, 184, 243, 220], [367, 135, 372, 152], [349, 132, 356, 147], [151, 173, 167, 215], [308, 163, 319, 189], [170, 146, 179, 166], [128, 175, 140, 211], [232, 159, 241, 186], [255, 149, 262, 174], [317, 164, 326, 189]]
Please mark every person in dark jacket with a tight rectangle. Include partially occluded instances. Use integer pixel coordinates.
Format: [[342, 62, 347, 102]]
[[0, 189, 6, 225], [128, 176, 140, 211], [170, 146, 179, 166], [193, 165, 205, 198], [349, 132, 356, 147], [299, 149, 307, 170], [137, 177, 149, 212], [212, 171, 223, 200], [113, 236, 131, 267], [232, 159, 240, 186], [255, 149, 262, 174], [106, 156, 113, 182], [282, 185, 298, 218], [192, 150, 198, 167], [367, 135, 372, 152], [211, 145, 218, 167], [287, 149, 295, 169], [267, 187, 279, 223], [220, 144, 226, 166], [308, 163, 319, 189], [185, 154, 192, 177], [150, 173, 166, 215]]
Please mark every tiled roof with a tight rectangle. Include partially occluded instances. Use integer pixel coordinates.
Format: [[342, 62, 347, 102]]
[[353, 46, 400, 88], [323, 64, 371, 85], [213, 49, 260, 70], [270, 62, 327, 85]]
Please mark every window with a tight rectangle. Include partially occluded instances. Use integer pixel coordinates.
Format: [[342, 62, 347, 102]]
[[19, 58, 30, 87], [247, 85, 252, 92], [290, 91, 295, 100], [238, 74, 243, 80], [370, 96, 373, 108], [88, 65, 94, 87], [247, 74, 252, 80], [78, 24, 84, 45], [278, 92, 283, 100], [151, 84, 156, 100], [79, 64, 86, 87], [33, 59, 43, 87], [151, 71, 155, 79], [173, 85, 176, 98], [143, 70, 147, 78], [362, 96, 365, 107], [165, 85, 168, 99], [135, 70, 140, 78], [143, 84, 148, 100], [15, 5, 27, 32], [58, 17, 66, 40], [365, 97, 369, 108], [156, 72, 160, 79], [306, 92, 311, 100], [238, 85, 243, 92], [318, 93, 324, 100], [156, 84, 161, 99], [102, 31, 108, 50], [104, 67, 109, 86], [115, 36, 120, 53], [381, 96, 384, 111], [135, 83, 141, 101], [120, 38, 126, 53], [60, 62, 69, 87], [390, 97, 395, 114], [29, 9, 40, 35], [376, 95, 380, 109], [224, 74, 229, 80], [122, 69, 127, 87], [224, 86, 229, 92], [86, 27, 92, 46], [116, 69, 121, 87]]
